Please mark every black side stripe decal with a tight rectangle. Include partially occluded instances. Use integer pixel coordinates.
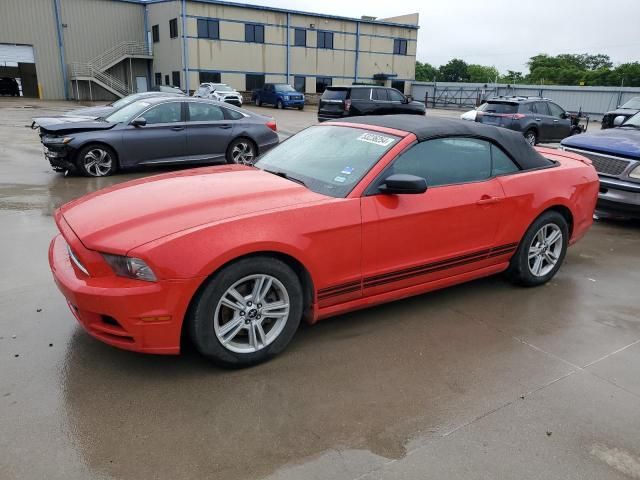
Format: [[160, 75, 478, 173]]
[[318, 242, 519, 299]]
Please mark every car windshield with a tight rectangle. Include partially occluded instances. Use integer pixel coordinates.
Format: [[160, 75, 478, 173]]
[[478, 102, 518, 114], [213, 85, 233, 92], [322, 89, 348, 101], [621, 112, 640, 128], [104, 101, 151, 123], [275, 84, 295, 92], [620, 97, 640, 110], [255, 125, 400, 198]]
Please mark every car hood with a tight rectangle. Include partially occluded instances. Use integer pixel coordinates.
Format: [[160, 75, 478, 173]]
[[215, 91, 241, 97], [64, 105, 114, 118], [34, 118, 116, 133], [59, 166, 330, 253], [561, 127, 640, 158], [604, 108, 639, 117]]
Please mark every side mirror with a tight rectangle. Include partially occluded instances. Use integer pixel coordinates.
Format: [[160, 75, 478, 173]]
[[378, 174, 427, 195], [561, 112, 571, 119], [130, 117, 147, 127], [613, 115, 626, 127], [404, 95, 413, 104]]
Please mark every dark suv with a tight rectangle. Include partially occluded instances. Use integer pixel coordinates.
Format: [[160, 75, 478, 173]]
[[475, 97, 572, 145], [318, 86, 425, 122]]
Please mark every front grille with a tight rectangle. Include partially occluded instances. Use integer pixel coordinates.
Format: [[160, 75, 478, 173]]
[[564, 148, 631, 176]]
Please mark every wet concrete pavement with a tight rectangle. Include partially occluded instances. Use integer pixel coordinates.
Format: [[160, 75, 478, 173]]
[[1, 98, 639, 480]]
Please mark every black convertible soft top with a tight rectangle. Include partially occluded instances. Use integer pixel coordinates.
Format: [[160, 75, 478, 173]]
[[334, 115, 553, 170]]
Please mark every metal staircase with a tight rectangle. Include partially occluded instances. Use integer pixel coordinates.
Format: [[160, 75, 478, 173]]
[[69, 41, 152, 99]]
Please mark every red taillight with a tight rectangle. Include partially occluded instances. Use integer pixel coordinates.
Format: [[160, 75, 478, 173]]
[[512, 113, 526, 120], [344, 99, 352, 112], [266, 119, 277, 132]]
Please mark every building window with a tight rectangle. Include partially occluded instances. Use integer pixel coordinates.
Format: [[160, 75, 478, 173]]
[[393, 39, 408, 55], [317, 31, 333, 49], [246, 74, 265, 91], [197, 19, 219, 39], [172, 71, 180, 88], [294, 75, 305, 92], [169, 18, 178, 39], [245, 24, 264, 43], [294, 28, 306, 47], [154, 72, 162, 86], [199, 71, 221, 83], [152, 25, 159, 43], [391, 80, 405, 93], [316, 77, 332, 93], [164, 74, 170, 85]]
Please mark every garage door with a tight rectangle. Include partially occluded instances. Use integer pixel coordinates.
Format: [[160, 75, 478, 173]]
[[0, 44, 35, 64]]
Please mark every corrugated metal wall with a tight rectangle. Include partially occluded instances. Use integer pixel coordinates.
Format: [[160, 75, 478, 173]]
[[411, 81, 640, 119], [0, 0, 64, 99]]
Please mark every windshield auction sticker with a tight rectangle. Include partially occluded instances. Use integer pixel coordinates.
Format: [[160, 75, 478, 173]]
[[357, 132, 395, 147]]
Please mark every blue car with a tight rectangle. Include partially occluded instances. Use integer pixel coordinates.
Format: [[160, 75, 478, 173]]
[[561, 112, 640, 218], [253, 83, 305, 110]]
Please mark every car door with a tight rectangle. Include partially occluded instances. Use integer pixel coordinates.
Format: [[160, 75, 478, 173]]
[[547, 102, 571, 141], [119, 100, 186, 166], [371, 88, 389, 114], [534, 102, 554, 142], [387, 88, 407, 114], [360, 137, 507, 297], [185, 102, 235, 162]]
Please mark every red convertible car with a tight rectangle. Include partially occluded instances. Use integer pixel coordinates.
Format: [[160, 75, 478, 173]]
[[49, 116, 598, 366]]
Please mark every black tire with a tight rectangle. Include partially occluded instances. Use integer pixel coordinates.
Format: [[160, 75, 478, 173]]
[[226, 137, 257, 165], [276, 99, 284, 109], [297, 105, 304, 111], [188, 257, 303, 367], [255, 96, 262, 107], [524, 129, 537, 146], [75, 144, 117, 177], [506, 211, 569, 287]]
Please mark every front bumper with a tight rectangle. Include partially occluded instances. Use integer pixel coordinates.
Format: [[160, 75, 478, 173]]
[[597, 177, 640, 218], [282, 98, 305, 107], [42, 143, 75, 170], [49, 234, 202, 354]]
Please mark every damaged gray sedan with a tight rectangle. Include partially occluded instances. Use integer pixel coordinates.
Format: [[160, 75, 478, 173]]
[[34, 97, 279, 176]]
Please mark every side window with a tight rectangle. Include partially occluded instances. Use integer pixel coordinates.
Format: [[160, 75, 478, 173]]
[[224, 108, 244, 120], [520, 103, 536, 114], [387, 138, 492, 187], [188, 102, 224, 122], [142, 102, 182, 124], [372, 89, 389, 101], [294, 28, 306, 47], [536, 102, 550, 116], [388, 89, 405, 102], [548, 102, 565, 118], [349, 88, 370, 100], [491, 144, 519, 176]]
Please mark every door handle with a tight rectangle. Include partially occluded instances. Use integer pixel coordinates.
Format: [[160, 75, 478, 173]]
[[171, 126, 185, 131], [218, 124, 232, 129], [476, 195, 502, 205], [535, 118, 542, 122], [553, 119, 559, 123]]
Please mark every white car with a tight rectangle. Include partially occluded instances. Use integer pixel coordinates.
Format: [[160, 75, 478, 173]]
[[461, 109, 477, 121], [194, 83, 243, 107]]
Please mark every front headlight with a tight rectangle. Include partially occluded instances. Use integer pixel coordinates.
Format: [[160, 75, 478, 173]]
[[102, 254, 157, 282], [629, 164, 640, 180]]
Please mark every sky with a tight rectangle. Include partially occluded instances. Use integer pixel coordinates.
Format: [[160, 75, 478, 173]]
[[240, 0, 640, 74]]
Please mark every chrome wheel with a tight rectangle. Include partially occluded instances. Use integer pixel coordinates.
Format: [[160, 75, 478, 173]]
[[231, 141, 255, 165], [83, 148, 113, 176], [528, 223, 563, 277], [524, 131, 536, 146], [214, 274, 290, 354]]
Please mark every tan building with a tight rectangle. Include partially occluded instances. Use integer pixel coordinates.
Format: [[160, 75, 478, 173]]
[[0, 0, 418, 100]]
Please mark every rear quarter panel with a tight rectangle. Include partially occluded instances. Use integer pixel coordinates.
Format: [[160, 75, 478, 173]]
[[496, 147, 599, 247]]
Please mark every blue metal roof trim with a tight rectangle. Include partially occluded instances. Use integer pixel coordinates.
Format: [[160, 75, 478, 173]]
[[134, 0, 419, 29]]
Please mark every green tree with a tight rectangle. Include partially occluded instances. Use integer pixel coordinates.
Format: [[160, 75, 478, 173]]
[[467, 64, 499, 83], [438, 58, 469, 82], [415, 61, 438, 82], [499, 70, 524, 84]]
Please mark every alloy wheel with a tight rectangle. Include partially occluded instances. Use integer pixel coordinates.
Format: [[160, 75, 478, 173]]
[[231, 141, 255, 165], [214, 274, 290, 354], [525, 132, 536, 146], [527, 223, 563, 277], [83, 148, 113, 176]]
